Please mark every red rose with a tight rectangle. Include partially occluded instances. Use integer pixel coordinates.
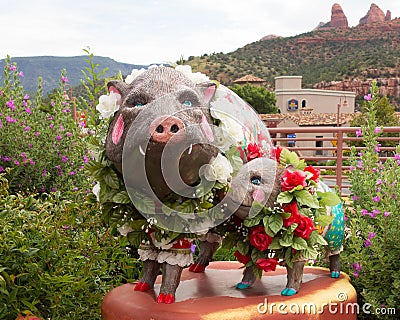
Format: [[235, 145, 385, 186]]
[[249, 226, 273, 251], [256, 258, 279, 272], [282, 201, 300, 227], [293, 215, 315, 240], [273, 146, 284, 163], [281, 169, 308, 191], [246, 143, 263, 162], [234, 250, 251, 265], [304, 165, 320, 182]]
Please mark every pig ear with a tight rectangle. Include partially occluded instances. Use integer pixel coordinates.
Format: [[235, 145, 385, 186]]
[[197, 82, 217, 104], [107, 80, 130, 97]]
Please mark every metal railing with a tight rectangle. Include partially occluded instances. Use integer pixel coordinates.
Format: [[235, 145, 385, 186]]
[[267, 127, 400, 196]]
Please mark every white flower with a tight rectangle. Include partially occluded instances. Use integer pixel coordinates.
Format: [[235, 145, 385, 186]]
[[96, 91, 121, 119], [204, 153, 233, 184], [211, 108, 244, 143], [125, 68, 146, 84], [92, 182, 100, 201], [117, 223, 133, 237], [175, 65, 210, 84]]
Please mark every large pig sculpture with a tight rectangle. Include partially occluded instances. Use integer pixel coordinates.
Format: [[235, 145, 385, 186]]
[[100, 65, 275, 303]]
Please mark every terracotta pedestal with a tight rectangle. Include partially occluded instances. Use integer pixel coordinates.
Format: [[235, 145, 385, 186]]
[[102, 261, 357, 320]]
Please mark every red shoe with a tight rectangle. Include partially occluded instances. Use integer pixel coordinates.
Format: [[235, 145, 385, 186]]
[[134, 281, 151, 291], [164, 293, 175, 304], [189, 263, 205, 273], [156, 292, 165, 303]]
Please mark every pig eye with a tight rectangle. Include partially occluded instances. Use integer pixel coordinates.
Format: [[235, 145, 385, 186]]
[[251, 176, 261, 185], [136, 103, 143, 107], [183, 100, 192, 107]]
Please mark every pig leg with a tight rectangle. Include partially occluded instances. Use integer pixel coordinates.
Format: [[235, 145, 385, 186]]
[[134, 259, 161, 291], [189, 240, 219, 272], [236, 267, 257, 289], [329, 253, 341, 278], [281, 260, 305, 296], [156, 263, 183, 304]]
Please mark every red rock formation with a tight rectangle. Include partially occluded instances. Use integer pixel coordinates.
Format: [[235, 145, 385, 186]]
[[359, 3, 386, 25], [260, 34, 282, 41], [318, 3, 348, 29], [385, 10, 392, 21]]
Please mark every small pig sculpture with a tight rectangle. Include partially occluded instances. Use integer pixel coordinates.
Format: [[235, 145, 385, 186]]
[[95, 65, 275, 304], [191, 152, 345, 296]]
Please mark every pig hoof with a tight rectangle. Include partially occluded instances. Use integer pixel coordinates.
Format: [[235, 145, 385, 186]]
[[156, 292, 165, 303], [189, 263, 205, 273], [236, 282, 252, 290], [281, 288, 297, 296], [331, 271, 340, 278], [134, 281, 151, 291]]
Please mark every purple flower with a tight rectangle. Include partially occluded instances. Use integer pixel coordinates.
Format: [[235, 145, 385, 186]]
[[24, 126, 30, 131], [69, 171, 76, 176], [351, 195, 358, 201], [61, 76, 69, 83], [14, 160, 20, 165], [353, 272, 359, 278], [361, 209, 369, 216], [376, 179, 382, 185], [58, 171, 63, 176], [61, 156, 68, 163], [49, 123, 54, 129], [24, 94, 30, 100], [66, 132, 72, 137], [41, 186, 45, 192], [376, 187, 381, 193], [352, 262, 362, 272], [364, 239, 372, 247], [374, 127, 381, 134], [55, 165, 61, 170], [83, 154, 89, 163], [364, 94, 372, 101], [0, 166, 5, 173], [356, 129, 362, 137], [6, 116, 16, 123], [190, 243, 196, 253], [51, 187, 57, 192], [349, 165, 355, 171], [73, 187, 78, 191], [6, 99, 15, 110], [22, 100, 28, 107], [10, 65, 16, 71], [18, 71, 24, 77], [62, 225, 70, 229], [375, 144, 381, 153], [48, 115, 54, 120], [372, 196, 380, 203], [384, 211, 390, 217], [394, 154, 400, 161], [29, 159, 35, 165], [25, 107, 31, 114], [42, 169, 48, 176], [0, 120, 2, 128], [368, 232, 375, 240], [51, 102, 55, 107], [34, 131, 39, 136], [0, 90, 3, 96], [20, 152, 26, 158], [56, 134, 61, 141]]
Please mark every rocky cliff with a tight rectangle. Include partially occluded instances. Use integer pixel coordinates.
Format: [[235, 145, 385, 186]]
[[359, 3, 386, 25], [318, 3, 348, 29]]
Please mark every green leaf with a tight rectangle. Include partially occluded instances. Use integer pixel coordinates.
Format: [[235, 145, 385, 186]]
[[309, 230, 328, 245], [252, 265, 262, 278], [265, 214, 283, 235], [317, 191, 341, 206], [291, 236, 308, 250], [277, 191, 293, 204], [251, 248, 265, 262], [269, 237, 283, 249], [302, 247, 318, 260], [295, 189, 319, 208], [279, 231, 294, 247], [127, 230, 146, 247], [280, 211, 291, 219], [131, 193, 156, 214], [284, 249, 294, 268], [102, 167, 120, 189], [315, 215, 334, 227], [112, 191, 131, 204], [243, 215, 263, 228], [237, 240, 250, 256], [222, 232, 241, 250]]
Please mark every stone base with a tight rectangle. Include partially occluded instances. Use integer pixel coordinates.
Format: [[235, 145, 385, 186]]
[[102, 261, 357, 320]]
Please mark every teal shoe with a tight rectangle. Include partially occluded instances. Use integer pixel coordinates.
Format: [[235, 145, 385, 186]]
[[331, 271, 340, 278], [281, 288, 297, 296], [236, 282, 251, 290]]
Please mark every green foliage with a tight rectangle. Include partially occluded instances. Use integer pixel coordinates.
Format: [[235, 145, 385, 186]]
[[349, 95, 400, 149], [229, 83, 278, 114], [0, 56, 91, 195], [341, 81, 400, 319], [0, 174, 139, 319]]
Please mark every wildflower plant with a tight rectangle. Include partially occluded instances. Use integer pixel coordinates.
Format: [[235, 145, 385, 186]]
[[343, 80, 400, 318], [0, 56, 90, 195]]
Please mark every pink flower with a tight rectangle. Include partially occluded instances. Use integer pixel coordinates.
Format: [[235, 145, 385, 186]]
[[6, 99, 15, 110], [18, 71, 24, 77], [375, 144, 381, 153], [56, 134, 61, 141], [368, 232, 375, 240], [355, 129, 362, 137], [24, 126, 30, 131], [364, 239, 372, 247], [376, 179, 382, 185], [10, 65, 16, 71], [281, 169, 308, 191], [6, 116, 16, 123], [361, 209, 369, 216], [384, 211, 390, 217], [374, 127, 381, 134], [364, 94, 372, 101], [25, 107, 31, 114], [66, 132, 72, 137], [372, 196, 380, 203], [61, 156, 68, 163], [61, 76, 69, 83], [352, 262, 362, 272], [50, 123, 54, 129], [351, 195, 358, 201], [69, 171, 76, 176], [14, 160, 20, 165], [34, 131, 39, 136], [20, 152, 26, 158], [24, 94, 30, 100]]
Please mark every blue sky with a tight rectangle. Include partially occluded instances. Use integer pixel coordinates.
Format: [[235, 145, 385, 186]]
[[1, 0, 399, 65]]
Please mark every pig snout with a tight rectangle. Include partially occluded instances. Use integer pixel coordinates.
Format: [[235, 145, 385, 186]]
[[149, 116, 185, 143]]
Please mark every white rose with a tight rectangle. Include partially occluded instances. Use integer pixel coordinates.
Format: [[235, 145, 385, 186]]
[[117, 223, 133, 237], [96, 91, 121, 119], [125, 68, 146, 84], [175, 65, 210, 84], [204, 153, 233, 184], [211, 109, 244, 143], [92, 182, 100, 201]]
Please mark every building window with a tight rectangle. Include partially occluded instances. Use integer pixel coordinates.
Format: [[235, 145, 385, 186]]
[[287, 133, 296, 147], [316, 136, 323, 155], [302, 100, 306, 108]]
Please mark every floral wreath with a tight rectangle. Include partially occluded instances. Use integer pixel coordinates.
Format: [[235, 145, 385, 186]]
[[86, 65, 340, 261]]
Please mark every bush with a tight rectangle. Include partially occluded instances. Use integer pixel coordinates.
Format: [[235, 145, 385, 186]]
[[341, 81, 400, 319], [0, 56, 91, 195], [0, 173, 140, 319]]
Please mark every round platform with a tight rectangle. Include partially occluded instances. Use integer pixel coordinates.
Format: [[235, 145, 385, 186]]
[[102, 261, 357, 320]]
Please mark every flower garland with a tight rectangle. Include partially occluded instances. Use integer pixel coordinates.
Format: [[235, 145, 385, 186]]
[[221, 147, 341, 278]]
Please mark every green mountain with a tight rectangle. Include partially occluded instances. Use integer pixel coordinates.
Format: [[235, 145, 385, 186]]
[[186, 19, 400, 89], [0, 55, 146, 94]]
